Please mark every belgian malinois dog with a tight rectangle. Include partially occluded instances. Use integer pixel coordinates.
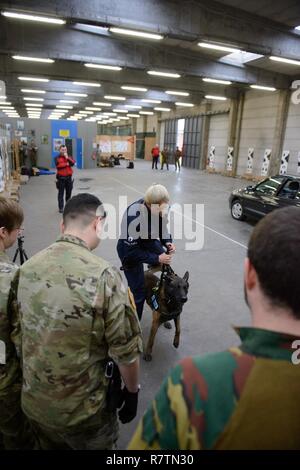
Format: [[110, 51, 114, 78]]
[[143, 265, 189, 361]]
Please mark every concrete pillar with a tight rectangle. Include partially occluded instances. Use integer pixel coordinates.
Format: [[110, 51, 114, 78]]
[[226, 92, 245, 176], [200, 102, 211, 170], [269, 89, 291, 175]]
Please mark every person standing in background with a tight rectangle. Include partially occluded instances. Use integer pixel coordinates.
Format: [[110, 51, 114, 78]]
[[55, 144, 75, 214], [174, 146, 182, 172], [161, 147, 169, 171], [28, 140, 38, 167], [151, 144, 160, 170]]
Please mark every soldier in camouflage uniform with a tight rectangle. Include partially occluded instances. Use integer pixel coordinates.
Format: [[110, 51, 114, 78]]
[[12, 193, 142, 450], [129, 207, 300, 450], [0, 197, 34, 449]]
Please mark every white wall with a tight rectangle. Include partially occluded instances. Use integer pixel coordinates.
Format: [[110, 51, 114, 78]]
[[237, 90, 280, 176], [207, 113, 229, 172], [282, 101, 300, 176]]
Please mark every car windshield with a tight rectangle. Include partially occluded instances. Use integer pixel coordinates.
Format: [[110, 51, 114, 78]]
[[255, 177, 285, 195]]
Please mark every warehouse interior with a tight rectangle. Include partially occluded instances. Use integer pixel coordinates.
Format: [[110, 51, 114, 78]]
[[0, 0, 300, 453]]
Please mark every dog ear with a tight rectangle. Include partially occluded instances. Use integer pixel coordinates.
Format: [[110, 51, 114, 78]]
[[183, 271, 189, 282]]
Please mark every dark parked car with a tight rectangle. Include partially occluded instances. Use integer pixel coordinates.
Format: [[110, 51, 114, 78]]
[[229, 175, 300, 220]]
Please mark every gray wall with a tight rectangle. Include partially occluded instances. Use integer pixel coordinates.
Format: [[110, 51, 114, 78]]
[[282, 102, 300, 176], [0, 118, 97, 169], [207, 113, 229, 172]]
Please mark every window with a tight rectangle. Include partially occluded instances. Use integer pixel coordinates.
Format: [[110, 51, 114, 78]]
[[255, 177, 285, 195], [278, 179, 300, 199]]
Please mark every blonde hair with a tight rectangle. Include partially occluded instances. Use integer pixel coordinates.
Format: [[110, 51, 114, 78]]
[[144, 184, 169, 205]]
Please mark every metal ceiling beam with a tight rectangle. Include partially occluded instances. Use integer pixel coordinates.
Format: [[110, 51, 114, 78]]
[[0, 19, 292, 89], [1, 0, 300, 59]]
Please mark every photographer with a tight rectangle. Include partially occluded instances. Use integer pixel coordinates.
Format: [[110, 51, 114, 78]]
[[55, 144, 75, 213], [11, 193, 142, 450], [0, 197, 34, 449]]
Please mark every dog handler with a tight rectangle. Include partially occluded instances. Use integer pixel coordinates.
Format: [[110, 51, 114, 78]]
[[117, 184, 176, 320]]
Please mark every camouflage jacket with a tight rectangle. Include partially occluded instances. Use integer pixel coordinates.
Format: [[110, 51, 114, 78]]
[[129, 327, 300, 450], [12, 234, 142, 430], [0, 251, 21, 397]]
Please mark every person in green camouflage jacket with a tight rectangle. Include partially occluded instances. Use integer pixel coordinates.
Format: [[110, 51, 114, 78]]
[[129, 206, 300, 450], [11, 193, 143, 450], [0, 197, 34, 449]]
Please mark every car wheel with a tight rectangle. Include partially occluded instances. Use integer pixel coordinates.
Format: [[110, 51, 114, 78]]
[[231, 199, 245, 220]]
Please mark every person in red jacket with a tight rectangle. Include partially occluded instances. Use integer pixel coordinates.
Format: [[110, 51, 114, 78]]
[[55, 145, 75, 213], [151, 144, 160, 170]]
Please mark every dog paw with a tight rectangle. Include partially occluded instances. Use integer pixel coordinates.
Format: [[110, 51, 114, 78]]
[[173, 338, 179, 348], [164, 321, 172, 329], [143, 353, 152, 362]]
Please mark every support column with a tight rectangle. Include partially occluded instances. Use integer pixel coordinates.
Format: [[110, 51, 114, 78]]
[[226, 92, 245, 176], [269, 89, 291, 176], [200, 103, 211, 170]]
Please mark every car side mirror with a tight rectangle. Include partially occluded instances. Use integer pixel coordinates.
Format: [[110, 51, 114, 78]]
[[246, 185, 255, 190]]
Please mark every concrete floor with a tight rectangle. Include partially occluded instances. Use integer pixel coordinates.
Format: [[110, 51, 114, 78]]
[[12, 160, 254, 449]]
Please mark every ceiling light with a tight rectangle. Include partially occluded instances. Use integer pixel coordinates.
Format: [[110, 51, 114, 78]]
[[67, 118, 78, 120], [13, 55, 54, 63], [113, 109, 128, 113], [93, 102, 112, 106], [104, 95, 126, 100], [110, 27, 163, 40], [198, 42, 242, 53], [154, 107, 171, 111], [23, 97, 44, 101], [56, 105, 73, 109], [0, 101, 11, 105], [18, 76, 49, 82], [60, 100, 79, 104], [127, 114, 140, 118], [165, 90, 189, 96], [126, 105, 142, 109], [270, 56, 300, 66], [204, 95, 227, 101], [21, 89, 46, 94], [65, 92, 87, 97], [85, 107, 102, 111], [250, 85, 276, 91], [48, 117, 60, 119], [2, 11, 65, 24], [141, 99, 161, 104], [84, 63, 122, 71], [175, 102, 194, 107], [147, 71, 181, 78], [202, 78, 232, 85], [139, 111, 154, 115], [103, 112, 117, 116], [28, 116, 39, 119], [0, 106, 14, 109], [25, 103, 43, 107], [73, 81, 101, 87], [121, 86, 148, 92], [79, 111, 93, 114]]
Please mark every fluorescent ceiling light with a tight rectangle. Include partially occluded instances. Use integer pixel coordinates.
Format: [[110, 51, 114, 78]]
[[198, 42, 241, 53], [121, 85, 148, 92], [93, 102, 111, 106], [65, 92, 87, 97], [84, 63, 122, 71], [21, 89, 46, 94], [25, 103, 43, 107], [113, 109, 128, 113], [165, 90, 189, 96], [205, 95, 227, 101], [141, 99, 161, 104], [85, 107, 102, 111], [126, 105, 142, 109], [23, 97, 44, 101], [26, 109, 43, 112], [154, 107, 171, 111], [110, 27, 163, 40], [127, 114, 140, 118], [48, 117, 60, 119], [250, 85, 276, 91], [270, 55, 300, 66], [2, 11, 65, 24], [56, 105, 73, 109], [13, 55, 54, 63], [202, 78, 232, 85], [175, 102, 194, 107], [60, 100, 78, 104], [104, 95, 126, 100], [0, 106, 14, 109], [0, 101, 11, 105], [18, 76, 49, 82], [73, 81, 101, 87], [103, 112, 117, 116], [67, 118, 78, 120], [79, 111, 93, 114], [28, 116, 39, 119], [120, 116, 130, 120], [139, 111, 154, 115], [147, 71, 181, 78]]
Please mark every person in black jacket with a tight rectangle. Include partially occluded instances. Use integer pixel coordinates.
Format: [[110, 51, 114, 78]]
[[117, 184, 175, 320]]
